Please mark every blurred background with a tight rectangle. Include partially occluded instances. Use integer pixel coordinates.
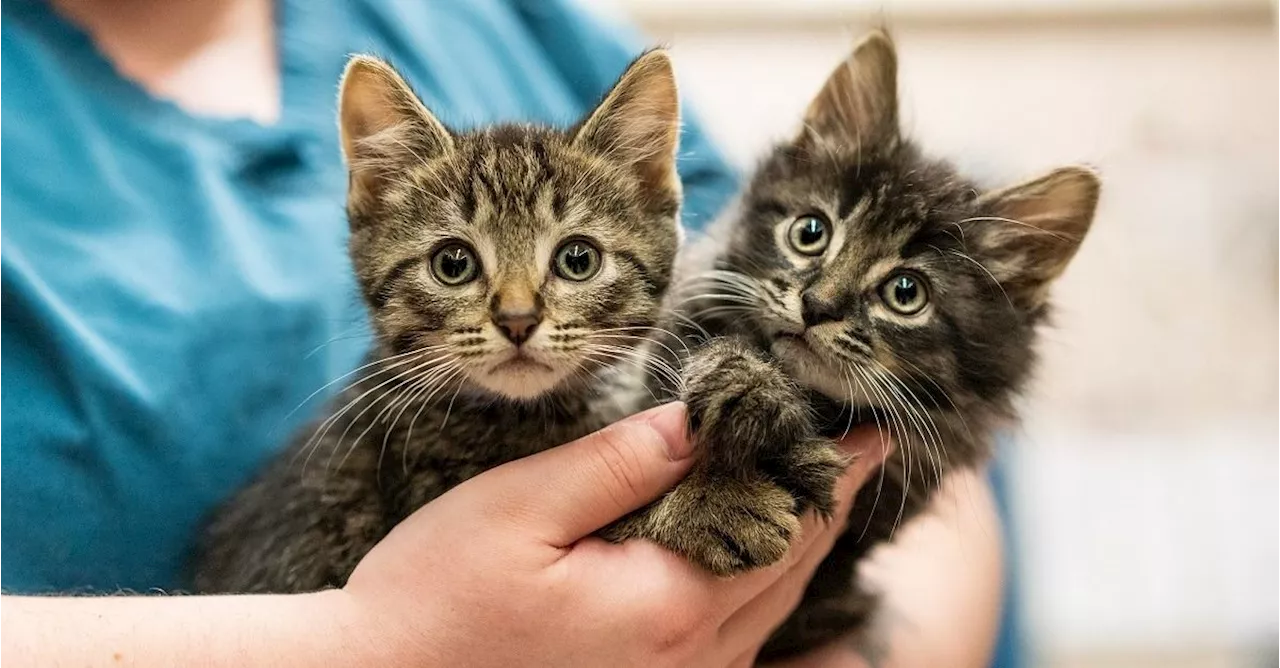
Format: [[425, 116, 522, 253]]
[[597, 0, 1279, 666]]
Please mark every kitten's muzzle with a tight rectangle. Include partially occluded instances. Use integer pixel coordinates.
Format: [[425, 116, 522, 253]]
[[493, 309, 542, 346], [800, 292, 842, 328]]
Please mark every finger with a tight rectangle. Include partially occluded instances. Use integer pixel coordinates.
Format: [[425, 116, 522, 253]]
[[716, 543, 817, 655], [716, 428, 893, 648], [713, 427, 891, 613], [726, 646, 759, 668], [471, 402, 694, 546]]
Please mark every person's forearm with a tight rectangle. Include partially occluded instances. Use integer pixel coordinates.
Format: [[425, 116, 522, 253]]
[[1, 589, 377, 667]]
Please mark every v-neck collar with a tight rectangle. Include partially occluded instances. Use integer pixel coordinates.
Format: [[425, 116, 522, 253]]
[[7, 0, 345, 151]]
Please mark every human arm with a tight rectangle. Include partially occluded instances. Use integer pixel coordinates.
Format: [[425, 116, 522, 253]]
[[1, 590, 368, 667], [763, 468, 1006, 668], [1, 404, 890, 667]]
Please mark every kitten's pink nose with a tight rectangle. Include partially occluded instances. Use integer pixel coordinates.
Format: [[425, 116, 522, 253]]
[[494, 309, 541, 346]]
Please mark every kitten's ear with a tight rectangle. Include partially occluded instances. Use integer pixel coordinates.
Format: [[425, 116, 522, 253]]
[[574, 49, 681, 197], [339, 55, 452, 205], [799, 30, 899, 155], [971, 166, 1101, 304]]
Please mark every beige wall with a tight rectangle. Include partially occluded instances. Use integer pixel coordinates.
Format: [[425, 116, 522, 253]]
[[605, 2, 1279, 663]]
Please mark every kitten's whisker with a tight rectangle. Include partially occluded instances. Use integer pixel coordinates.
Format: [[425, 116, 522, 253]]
[[324, 353, 457, 474], [599, 345, 685, 397], [579, 350, 663, 405], [671, 311, 711, 342], [302, 329, 376, 360], [586, 325, 686, 350], [856, 364, 913, 539], [676, 292, 759, 308], [881, 349, 978, 447], [675, 282, 762, 302], [583, 344, 684, 397], [845, 365, 889, 544], [685, 305, 758, 321], [372, 359, 462, 478], [674, 272, 766, 306], [380, 358, 460, 424], [677, 272, 763, 291], [584, 325, 691, 356], [581, 353, 662, 406], [871, 359, 952, 482], [438, 376, 467, 432], [867, 362, 944, 493], [686, 302, 757, 314], [681, 290, 742, 310], [283, 345, 446, 427], [869, 367, 938, 528], [865, 363, 937, 459], [354, 360, 460, 476], [837, 368, 857, 440], [295, 349, 441, 473], [953, 216, 1077, 243], [343, 350, 458, 429], [584, 332, 687, 370], [941, 248, 1016, 314], [401, 364, 469, 476]]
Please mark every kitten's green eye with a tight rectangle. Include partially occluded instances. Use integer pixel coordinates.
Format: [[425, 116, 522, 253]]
[[788, 215, 831, 256], [431, 243, 479, 286], [553, 239, 601, 281], [880, 273, 929, 315]]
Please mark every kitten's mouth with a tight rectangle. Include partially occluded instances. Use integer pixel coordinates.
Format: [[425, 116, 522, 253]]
[[772, 332, 821, 359], [491, 351, 553, 373], [771, 332, 836, 376], [770, 333, 854, 402], [471, 349, 568, 401]]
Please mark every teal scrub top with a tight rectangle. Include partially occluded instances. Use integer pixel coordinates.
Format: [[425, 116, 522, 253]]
[[1, 0, 739, 593]]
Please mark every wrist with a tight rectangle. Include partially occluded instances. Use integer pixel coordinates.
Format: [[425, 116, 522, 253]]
[[332, 582, 443, 667], [301, 588, 400, 667]]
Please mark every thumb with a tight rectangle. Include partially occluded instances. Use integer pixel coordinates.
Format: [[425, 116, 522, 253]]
[[474, 402, 694, 547]]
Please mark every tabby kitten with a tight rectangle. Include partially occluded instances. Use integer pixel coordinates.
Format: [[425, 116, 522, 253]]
[[194, 51, 690, 592], [678, 32, 1100, 658]]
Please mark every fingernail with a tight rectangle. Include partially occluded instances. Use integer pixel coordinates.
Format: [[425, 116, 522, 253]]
[[624, 402, 692, 461]]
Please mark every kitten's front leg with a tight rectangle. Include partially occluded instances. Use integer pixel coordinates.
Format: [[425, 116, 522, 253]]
[[603, 338, 848, 575]]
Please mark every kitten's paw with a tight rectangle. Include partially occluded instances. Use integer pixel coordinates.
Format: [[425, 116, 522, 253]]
[[603, 474, 801, 576], [775, 438, 850, 518], [680, 340, 844, 515], [682, 342, 814, 452]]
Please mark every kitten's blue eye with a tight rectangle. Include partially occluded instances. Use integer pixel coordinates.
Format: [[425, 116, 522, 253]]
[[553, 239, 601, 281], [431, 243, 479, 286], [788, 215, 830, 256], [880, 272, 929, 315]]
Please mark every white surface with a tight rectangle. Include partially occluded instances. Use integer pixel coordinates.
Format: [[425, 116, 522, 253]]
[[619, 0, 1269, 14], [616, 0, 1270, 21], [1012, 417, 1278, 653]]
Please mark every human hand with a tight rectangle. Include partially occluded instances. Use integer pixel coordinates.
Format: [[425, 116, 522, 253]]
[[338, 402, 889, 667]]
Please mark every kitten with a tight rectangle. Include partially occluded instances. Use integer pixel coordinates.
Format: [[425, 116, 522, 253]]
[[194, 51, 689, 592], [676, 32, 1100, 658]]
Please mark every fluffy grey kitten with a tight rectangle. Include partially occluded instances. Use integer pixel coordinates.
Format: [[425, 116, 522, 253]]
[[674, 32, 1101, 659]]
